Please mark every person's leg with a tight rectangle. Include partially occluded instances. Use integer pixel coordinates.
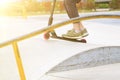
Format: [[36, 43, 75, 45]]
[[63, 0, 88, 39], [64, 0, 80, 18]]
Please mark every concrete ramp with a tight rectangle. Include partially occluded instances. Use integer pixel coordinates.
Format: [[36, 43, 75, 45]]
[[48, 46, 120, 73], [42, 63, 120, 80]]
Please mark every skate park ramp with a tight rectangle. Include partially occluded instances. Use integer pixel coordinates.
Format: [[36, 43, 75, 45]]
[[0, 11, 120, 80]]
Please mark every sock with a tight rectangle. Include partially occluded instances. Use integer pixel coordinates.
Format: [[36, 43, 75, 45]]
[[75, 28, 85, 33]]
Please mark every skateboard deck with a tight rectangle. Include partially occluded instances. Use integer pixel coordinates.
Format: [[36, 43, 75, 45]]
[[51, 36, 87, 43]]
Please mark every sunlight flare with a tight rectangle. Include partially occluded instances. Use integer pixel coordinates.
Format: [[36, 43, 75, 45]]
[[0, 0, 17, 7]]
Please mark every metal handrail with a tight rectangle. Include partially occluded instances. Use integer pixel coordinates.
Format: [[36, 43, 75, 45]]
[[0, 14, 120, 48]]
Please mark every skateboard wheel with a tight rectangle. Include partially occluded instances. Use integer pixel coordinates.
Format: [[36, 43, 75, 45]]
[[80, 39, 87, 43], [44, 32, 50, 40]]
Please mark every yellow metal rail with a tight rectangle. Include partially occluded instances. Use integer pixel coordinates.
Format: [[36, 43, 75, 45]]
[[0, 14, 120, 48], [0, 14, 120, 80], [12, 42, 26, 80]]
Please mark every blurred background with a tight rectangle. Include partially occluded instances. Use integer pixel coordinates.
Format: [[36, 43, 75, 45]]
[[0, 0, 120, 16]]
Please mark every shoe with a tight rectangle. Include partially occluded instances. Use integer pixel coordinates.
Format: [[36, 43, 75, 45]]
[[82, 28, 89, 37], [62, 28, 88, 39]]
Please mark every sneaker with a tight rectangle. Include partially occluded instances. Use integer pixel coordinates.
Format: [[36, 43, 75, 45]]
[[82, 28, 89, 37], [62, 28, 88, 39]]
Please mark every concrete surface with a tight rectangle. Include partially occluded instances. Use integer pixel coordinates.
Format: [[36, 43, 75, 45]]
[[42, 63, 120, 80], [0, 11, 120, 80]]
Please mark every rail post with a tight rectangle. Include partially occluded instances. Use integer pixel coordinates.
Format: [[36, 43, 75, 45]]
[[12, 42, 26, 80]]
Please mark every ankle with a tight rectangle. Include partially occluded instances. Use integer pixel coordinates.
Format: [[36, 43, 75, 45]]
[[74, 28, 85, 33]]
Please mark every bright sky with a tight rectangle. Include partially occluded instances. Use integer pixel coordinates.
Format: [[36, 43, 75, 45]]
[[0, 0, 42, 7], [0, 0, 20, 7], [0, 0, 19, 3]]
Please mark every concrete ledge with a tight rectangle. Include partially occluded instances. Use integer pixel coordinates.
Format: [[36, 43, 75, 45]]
[[49, 46, 120, 73]]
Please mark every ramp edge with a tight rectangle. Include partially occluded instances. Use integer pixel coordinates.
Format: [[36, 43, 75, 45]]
[[48, 46, 120, 73]]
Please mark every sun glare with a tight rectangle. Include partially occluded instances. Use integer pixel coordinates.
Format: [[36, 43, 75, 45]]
[[0, 0, 17, 7]]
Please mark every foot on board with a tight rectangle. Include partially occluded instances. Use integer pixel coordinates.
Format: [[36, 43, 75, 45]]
[[62, 28, 89, 39]]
